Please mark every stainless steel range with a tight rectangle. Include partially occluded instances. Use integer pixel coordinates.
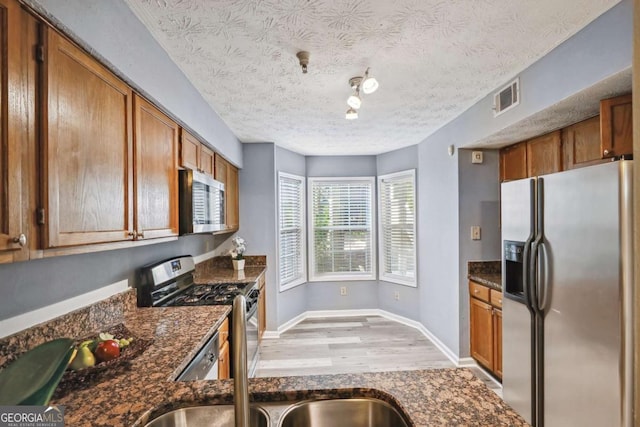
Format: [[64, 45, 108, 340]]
[[137, 255, 260, 378]]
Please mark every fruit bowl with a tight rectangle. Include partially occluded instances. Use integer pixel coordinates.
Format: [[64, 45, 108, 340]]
[[53, 324, 152, 397]]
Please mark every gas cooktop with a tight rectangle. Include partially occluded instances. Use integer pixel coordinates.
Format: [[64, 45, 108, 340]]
[[166, 282, 254, 307]]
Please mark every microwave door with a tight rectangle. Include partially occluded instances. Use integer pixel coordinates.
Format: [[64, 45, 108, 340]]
[[179, 170, 226, 234]]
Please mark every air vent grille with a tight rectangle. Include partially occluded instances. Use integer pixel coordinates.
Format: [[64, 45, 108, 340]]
[[493, 78, 520, 117]]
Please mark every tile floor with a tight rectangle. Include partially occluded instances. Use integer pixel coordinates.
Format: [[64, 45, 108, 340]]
[[255, 315, 502, 397]]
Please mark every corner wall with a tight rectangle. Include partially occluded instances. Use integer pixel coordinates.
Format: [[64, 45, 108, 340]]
[[457, 149, 501, 357]]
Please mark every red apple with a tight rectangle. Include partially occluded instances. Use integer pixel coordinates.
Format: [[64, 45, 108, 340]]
[[94, 339, 120, 362]]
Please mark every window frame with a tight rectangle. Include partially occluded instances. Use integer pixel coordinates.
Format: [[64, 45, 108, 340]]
[[377, 169, 417, 287], [277, 171, 307, 291], [307, 176, 377, 282]]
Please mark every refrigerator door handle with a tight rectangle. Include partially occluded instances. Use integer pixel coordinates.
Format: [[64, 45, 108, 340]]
[[522, 179, 536, 311], [530, 178, 545, 315]]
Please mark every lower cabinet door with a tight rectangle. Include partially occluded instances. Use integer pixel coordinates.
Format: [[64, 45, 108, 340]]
[[493, 308, 503, 379], [470, 297, 494, 369], [218, 340, 230, 380]]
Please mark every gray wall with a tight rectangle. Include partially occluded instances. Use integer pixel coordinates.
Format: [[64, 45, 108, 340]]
[[274, 146, 308, 325], [0, 234, 228, 321], [376, 145, 421, 321], [239, 144, 277, 330], [27, 0, 242, 166], [457, 149, 501, 357], [417, 136, 461, 355]]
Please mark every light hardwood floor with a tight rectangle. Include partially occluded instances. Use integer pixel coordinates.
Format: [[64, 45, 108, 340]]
[[255, 315, 502, 396]]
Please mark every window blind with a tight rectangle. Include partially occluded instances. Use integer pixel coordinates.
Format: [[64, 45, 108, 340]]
[[278, 172, 306, 289], [309, 177, 375, 281], [378, 170, 416, 286]]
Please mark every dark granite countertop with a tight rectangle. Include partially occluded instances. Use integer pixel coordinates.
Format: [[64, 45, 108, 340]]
[[0, 258, 526, 426], [468, 273, 502, 291], [468, 261, 502, 291], [194, 256, 266, 285]]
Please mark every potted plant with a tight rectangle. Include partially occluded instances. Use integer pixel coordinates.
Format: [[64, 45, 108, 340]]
[[230, 236, 247, 270]]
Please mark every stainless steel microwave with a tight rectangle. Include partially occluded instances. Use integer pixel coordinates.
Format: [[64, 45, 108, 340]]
[[179, 170, 225, 234]]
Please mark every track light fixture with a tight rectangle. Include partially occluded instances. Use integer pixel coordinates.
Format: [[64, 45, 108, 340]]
[[344, 68, 378, 119]]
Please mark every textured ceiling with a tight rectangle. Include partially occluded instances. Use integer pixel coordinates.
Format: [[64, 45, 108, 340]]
[[124, 0, 620, 155]]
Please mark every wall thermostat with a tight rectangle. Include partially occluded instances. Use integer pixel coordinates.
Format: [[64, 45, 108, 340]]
[[471, 151, 483, 164]]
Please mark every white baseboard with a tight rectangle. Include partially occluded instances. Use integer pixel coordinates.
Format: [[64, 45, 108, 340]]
[[0, 279, 129, 339], [457, 357, 476, 367], [264, 308, 465, 367]]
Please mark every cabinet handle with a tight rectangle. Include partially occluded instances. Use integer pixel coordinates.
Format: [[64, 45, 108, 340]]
[[499, 299, 502, 304], [474, 289, 479, 294], [604, 149, 611, 156], [127, 231, 137, 240], [12, 234, 26, 247], [137, 231, 144, 239]]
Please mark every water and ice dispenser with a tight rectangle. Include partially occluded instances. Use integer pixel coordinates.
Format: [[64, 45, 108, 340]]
[[504, 240, 525, 302]]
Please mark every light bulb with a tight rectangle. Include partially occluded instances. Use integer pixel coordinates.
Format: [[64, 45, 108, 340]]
[[345, 108, 358, 120], [347, 94, 361, 109], [361, 76, 378, 94]]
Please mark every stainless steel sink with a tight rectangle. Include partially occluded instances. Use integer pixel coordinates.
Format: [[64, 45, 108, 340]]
[[279, 398, 409, 427], [144, 405, 268, 427]]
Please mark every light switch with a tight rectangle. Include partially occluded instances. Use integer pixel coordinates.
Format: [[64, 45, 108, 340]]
[[471, 151, 483, 164], [471, 226, 481, 240]]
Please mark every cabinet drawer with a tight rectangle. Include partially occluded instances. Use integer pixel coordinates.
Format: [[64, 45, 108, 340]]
[[218, 317, 229, 347], [490, 289, 503, 309], [469, 281, 490, 303]]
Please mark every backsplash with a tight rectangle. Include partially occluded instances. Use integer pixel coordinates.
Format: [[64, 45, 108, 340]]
[[468, 261, 501, 275], [0, 290, 136, 369]]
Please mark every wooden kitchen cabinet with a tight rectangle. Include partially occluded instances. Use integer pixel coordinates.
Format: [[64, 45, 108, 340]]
[[470, 297, 493, 369], [562, 116, 603, 170], [526, 130, 561, 177], [42, 27, 135, 248], [493, 308, 503, 379], [218, 317, 230, 379], [0, 0, 30, 263], [133, 95, 179, 240], [600, 94, 633, 159], [469, 280, 502, 379], [499, 142, 527, 182], [218, 339, 230, 380], [215, 154, 239, 231], [258, 273, 266, 342], [179, 129, 215, 178]]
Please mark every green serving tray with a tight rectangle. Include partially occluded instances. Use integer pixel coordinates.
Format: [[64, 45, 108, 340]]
[[0, 338, 75, 405]]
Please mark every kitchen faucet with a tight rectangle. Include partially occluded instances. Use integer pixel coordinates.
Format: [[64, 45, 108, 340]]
[[232, 295, 250, 427]]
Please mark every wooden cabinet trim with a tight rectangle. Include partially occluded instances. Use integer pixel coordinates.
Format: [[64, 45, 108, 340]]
[[493, 308, 503, 379], [218, 339, 230, 380], [218, 317, 229, 347]]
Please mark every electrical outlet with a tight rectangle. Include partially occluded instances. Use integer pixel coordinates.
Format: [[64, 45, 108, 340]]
[[394, 291, 400, 301], [471, 226, 481, 240], [340, 286, 347, 296]]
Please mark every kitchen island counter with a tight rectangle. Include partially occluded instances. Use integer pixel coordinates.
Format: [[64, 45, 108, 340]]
[[1, 290, 525, 426]]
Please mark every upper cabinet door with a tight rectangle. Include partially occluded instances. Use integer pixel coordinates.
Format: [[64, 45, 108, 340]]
[[562, 116, 603, 170], [0, 0, 28, 261], [133, 95, 179, 240], [43, 28, 134, 248], [500, 142, 527, 182], [200, 145, 215, 178], [214, 153, 239, 231], [600, 94, 632, 159], [526, 130, 561, 177], [179, 128, 199, 172]]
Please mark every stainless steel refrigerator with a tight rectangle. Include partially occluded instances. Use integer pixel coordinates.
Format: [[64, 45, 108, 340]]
[[501, 160, 634, 427]]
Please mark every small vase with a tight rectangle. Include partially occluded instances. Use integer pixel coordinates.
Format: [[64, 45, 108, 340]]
[[232, 259, 245, 271]]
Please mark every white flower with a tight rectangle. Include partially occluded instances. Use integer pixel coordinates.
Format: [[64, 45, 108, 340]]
[[230, 236, 247, 259]]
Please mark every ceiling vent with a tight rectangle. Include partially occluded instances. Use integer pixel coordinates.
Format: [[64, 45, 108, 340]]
[[493, 78, 520, 117]]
